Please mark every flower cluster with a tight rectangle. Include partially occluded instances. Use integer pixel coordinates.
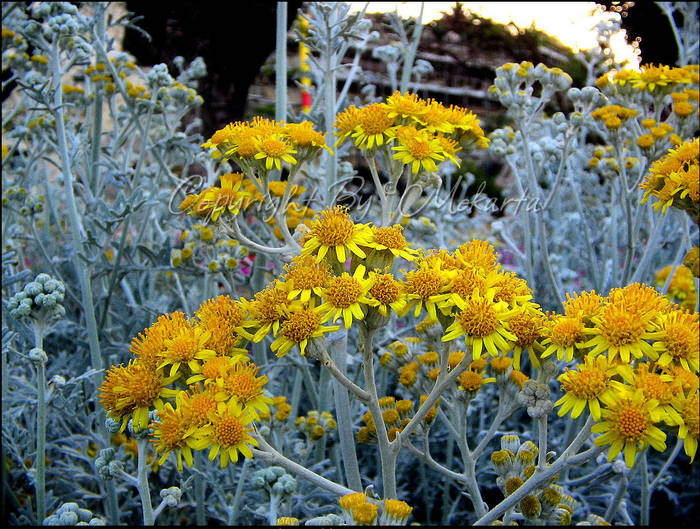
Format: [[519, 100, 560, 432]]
[[549, 284, 699, 466], [338, 492, 413, 526], [201, 117, 331, 173], [335, 91, 488, 171], [99, 295, 268, 470], [595, 63, 699, 94], [640, 138, 699, 218]]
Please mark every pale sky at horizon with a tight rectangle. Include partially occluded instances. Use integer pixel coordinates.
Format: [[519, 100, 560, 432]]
[[348, 2, 640, 69]]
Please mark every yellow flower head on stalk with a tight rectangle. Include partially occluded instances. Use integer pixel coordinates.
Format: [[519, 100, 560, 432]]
[[457, 367, 496, 396], [180, 172, 250, 222], [584, 300, 658, 364], [365, 224, 419, 263], [541, 313, 587, 363], [640, 138, 699, 215], [150, 402, 200, 471], [415, 99, 453, 134], [591, 389, 667, 468], [491, 271, 533, 307], [283, 121, 332, 159], [606, 283, 674, 321], [384, 91, 428, 122], [366, 270, 407, 318], [270, 306, 340, 357], [129, 312, 191, 370], [318, 265, 373, 329], [554, 355, 619, 421], [192, 399, 258, 468], [194, 296, 249, 357], [614, 362, 683, 425], [349, 102, 396, 150], [282, 254, 332, 303], [672, 390, 699, 462], [400, 257, 453, 320], [648, 310, 699, 373], [253, 133, 298, 172], [176, 384, 219, 427], [334, 105, 362, 145], [239, 281, 295, 342], [508, 307, 548, 370], [442, 289, 517, 360], [158, 326, 217, 378], [563, 290, 605, 326], [99, 360, 178, 432], [214, 361, 272, 420], [391, 126, 447, 174], [444, 104, 490, 149], [301, 206, 373, 264], [454, 239, 501, 274], [186, 355, 239, 385]]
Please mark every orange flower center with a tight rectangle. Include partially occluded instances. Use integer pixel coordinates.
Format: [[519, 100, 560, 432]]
[[311, 207, 355, 246], [457, 298, 500, 337], [404, 267, 443, 299], [259, 137, 289, 157], [214, 417, 246, 447], [370, 274, 401, 304], [373, 226, 407, 250], [167, 333, 198, 361], [613, 404, 649, 442], [551, 318, 584, 347], [458, 370, 484, 391], [325, 275, 363, 308], [222, 366, 264, 403], [561, 367, 607, 399], [282, 309, 321, 343]]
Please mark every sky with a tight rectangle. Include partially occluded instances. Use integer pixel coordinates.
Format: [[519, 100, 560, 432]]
[[347, 2, 639, 69]]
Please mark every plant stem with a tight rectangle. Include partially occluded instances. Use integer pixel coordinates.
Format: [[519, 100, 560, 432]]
[[228, 457, 250, 525], [33, 328, 46, 524], [136, 438, 154, 525], [330, 330, 363, 491], [360, 325, 396, 499], [639, 450, 650, 525], [275, 2, 288, 124], [604, 473, 628, 523]]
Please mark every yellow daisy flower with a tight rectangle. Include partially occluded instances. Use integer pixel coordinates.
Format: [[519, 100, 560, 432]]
[[540, 314, 587, 363], [365, 224, 419, 263], [441, 289, 517, 359], [301, 206, 373, 264], [366, 270, 407, 318], [554, 355, 618, 421], [391, 126, 446, 174], [317, 264, 373, 329], [591, 389, 667, 468], [270, 306, 340, 357], [672, 390, 699, 462], [254, 133, 298, 171], [158, 326, 217, 378], [281, 254, 331, 303], [150, 402, 200, 471], [192, 399, 258, 468], [214, 361, 272, 420]]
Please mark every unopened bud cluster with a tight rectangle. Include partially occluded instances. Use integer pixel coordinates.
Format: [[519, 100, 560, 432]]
[[42, 501, 105, 525], [8, 273, 65, 322]]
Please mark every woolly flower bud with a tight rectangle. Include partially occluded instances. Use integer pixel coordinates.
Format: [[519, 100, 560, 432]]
[[500, 434, 521, 454], [147, 63, 173, 89], [520, 495, 542, 519], [57, 511, 79, 525], [505, 476, 524, 495], [491, 449, 514, 475], [160, 486, 183, 507], [29, 347, 48, 364]]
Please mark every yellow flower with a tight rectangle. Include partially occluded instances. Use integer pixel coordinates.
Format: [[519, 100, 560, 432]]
[[647, 310, 699, 373], [129, 312, 191, 370], [99, 360, 178, 432], [554, 355, 618, 421], [254, 133, 298, 171], [239, 281, 294, 342], [441, 289, 517, 359], [384, 91, 427, 121], [508, 308, 548, 370], [214, 361, 272, 420], [591, 389, 666, 468], [541, 314, 587, 363], [614, 362, 683, 425], [400, 258, 452, 320], [150, 402, 200, 471], [366, 270, 407, 318], [391, 127, 447, 174], [318, 264, 373, 329], [584, 301, 657, 364], [194, 295, 248, 357], [365, 224, 419, 263], [158, 326, 217, 377], [349, 102, 396, 149], [301, 206, 372, 264], [282, 254, 331, 303], [192, 399, 258, 468], [270, 306, 340, 357]]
